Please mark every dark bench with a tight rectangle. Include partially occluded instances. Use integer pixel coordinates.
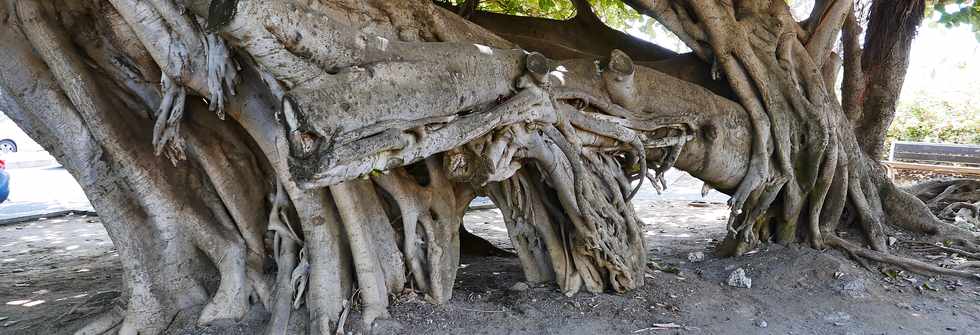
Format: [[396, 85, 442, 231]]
[[886, 141, 980, 176]]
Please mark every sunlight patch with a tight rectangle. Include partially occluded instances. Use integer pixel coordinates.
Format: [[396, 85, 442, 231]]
[[22, 300, 45, 307], [375, 36, 389, 51], [473, 44, 493, 55]]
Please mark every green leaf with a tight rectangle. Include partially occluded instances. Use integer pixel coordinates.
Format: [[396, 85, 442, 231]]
[[538, 0, 554, 11]]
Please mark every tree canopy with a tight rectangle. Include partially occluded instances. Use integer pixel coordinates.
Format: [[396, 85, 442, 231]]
[[933, 0, 980, 39]]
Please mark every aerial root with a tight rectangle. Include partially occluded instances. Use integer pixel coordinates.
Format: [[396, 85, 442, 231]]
[[151, 75, 188, 164], [372, 156, 470, 304], [266, 183, 303, 335], [330, 181, 400, 328], [205, 33, 239, 119]]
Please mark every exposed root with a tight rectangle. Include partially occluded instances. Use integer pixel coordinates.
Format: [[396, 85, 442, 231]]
[[71, 304, 125, 335], [826, 235, 980, 280], [905, 178, 980, 209], [940, 202, 980, 226], [194, 235, 249, 325], [902, 178, 980, 229], [899, 240, 980, 261]]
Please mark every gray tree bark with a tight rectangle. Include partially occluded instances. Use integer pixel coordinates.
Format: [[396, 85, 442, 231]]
[[0, 0, 971, 334]]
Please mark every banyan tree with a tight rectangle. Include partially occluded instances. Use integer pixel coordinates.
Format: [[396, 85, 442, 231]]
[[0, 0, 976, 334]]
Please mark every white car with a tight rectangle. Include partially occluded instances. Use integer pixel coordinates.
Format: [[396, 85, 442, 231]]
[[0, 112, 43, 154]]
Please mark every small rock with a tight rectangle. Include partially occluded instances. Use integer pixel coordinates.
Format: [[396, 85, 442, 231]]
[[687, 252, 705, 263], [371, 319, 404, 335], [756, 320, 768, 328], [509, 282, 530, 292], [946, 327, 957, 331], [842, 279, 864, 290], [888, 236, 898, 246], [839, 278, 867, 298], [726, 268, 752, 288]]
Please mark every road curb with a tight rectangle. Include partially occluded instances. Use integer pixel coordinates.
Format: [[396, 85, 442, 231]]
[[0, 209, 98, 226], [467, 204, 497, 211], [5, 159, 58, 169]]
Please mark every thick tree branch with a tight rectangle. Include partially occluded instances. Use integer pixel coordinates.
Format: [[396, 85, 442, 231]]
[[853, 0, 925, 159], [443, 4, 676, 61], [804, 0, 852, 70]]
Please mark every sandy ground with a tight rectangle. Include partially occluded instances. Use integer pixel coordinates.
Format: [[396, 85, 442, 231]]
[[0, 214, 121, 333], [2, 195, 980, 334]]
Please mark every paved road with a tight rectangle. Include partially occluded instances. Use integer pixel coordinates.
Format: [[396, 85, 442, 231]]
[[466, 168, 729, 208], [632, 168, 729, 203], [0, 163, 727, 222], [0, 165, 93, 221]]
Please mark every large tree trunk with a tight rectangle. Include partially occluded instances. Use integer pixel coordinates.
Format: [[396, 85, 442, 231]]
[[844, 0, 926, 159], [0, 0, 972, 334]]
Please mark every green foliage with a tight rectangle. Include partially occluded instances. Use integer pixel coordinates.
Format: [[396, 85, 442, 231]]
[[454, 0, 576, 20], [929, 0, 980, 40], [887, 95, 980, 146], [446, 0, 655, 35]]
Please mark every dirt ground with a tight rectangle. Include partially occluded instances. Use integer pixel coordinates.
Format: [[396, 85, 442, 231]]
[[2, 198, 980, 334]]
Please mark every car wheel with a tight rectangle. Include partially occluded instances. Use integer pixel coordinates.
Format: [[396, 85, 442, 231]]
[[0, 139, 17, 154]]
